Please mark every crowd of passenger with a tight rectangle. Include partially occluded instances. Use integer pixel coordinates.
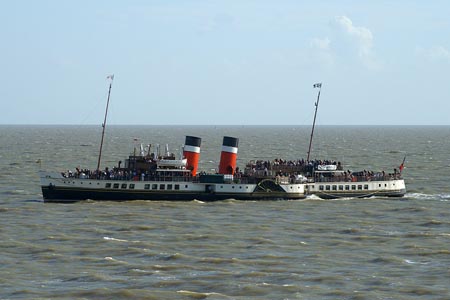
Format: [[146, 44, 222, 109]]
[[61, 157, 401, 183], [64, 167, 133, 180], [315, 169, 402, 182], [245, 158, 341, 174], [61, 166, 193, 182], [244, 158, 402, 181]]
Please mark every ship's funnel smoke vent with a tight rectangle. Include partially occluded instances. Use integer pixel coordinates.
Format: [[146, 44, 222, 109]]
[[183, 136, 201, 176], [218, 136, 239, 175]]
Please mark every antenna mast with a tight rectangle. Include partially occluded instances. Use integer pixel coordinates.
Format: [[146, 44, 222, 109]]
[[307, 83, 322, 162], [96, 75, 114, 173]]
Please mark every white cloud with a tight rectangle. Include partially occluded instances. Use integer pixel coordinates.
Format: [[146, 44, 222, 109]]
[[199, 13, 235, 34], [310, 37, 330, 51], [329, 16, 380, 69], [309, 37, 333, 66], [332, 16, 373, 58], [417, 45, 450, 62]]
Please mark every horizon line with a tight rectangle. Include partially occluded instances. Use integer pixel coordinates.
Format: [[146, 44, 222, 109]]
[[0, 124, 449, 127]]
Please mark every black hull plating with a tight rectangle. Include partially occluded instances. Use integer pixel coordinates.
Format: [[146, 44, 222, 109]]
[[312, 189, 406, 200], [41, 187, 305, 203]]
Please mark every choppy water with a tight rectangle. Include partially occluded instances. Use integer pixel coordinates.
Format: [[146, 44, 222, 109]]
[[1, 125, 449, 299]]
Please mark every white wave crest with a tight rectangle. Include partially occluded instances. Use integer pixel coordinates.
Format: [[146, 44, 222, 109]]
[[407, 193, 450, 201], [103, 236, 128, 242]]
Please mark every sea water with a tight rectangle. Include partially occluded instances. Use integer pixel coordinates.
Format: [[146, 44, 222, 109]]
[[1, 125, 449, 299]]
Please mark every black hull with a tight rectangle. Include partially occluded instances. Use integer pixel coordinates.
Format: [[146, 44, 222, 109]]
[[41, 187, 305, 203], [311, 189, 406, 200]]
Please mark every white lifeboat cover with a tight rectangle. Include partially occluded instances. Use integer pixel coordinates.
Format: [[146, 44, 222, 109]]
[[157, 158, 187, 167], [317, 164, 337, 171]]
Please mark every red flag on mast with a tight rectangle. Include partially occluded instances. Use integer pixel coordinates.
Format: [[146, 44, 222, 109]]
[[399, 156, 406, 173]]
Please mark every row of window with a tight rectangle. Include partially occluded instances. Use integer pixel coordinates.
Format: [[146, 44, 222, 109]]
[[64, 181, 101, 185], [315, 183, 388, 191], [317, 184, 369, 191], [218, 185, 250, 189], [105, 183, 186, 190]]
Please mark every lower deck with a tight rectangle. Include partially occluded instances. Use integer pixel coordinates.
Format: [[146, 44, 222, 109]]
[[306, 179, 406, 199], [40, 172, 305, 202]]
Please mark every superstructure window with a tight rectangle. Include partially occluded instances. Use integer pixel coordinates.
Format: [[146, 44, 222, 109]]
[[113, 183, 119, 189], [339, 185, 344, 191], [152, 184, 158, 190], [144, 184, 150, 190], [175, 184, 180, 190], [121, 184, 127, 189], [160, 184, 165, 190], [105, 183, 111, 188], [129, 184, 135, 189], [364, 184, 369, 190]]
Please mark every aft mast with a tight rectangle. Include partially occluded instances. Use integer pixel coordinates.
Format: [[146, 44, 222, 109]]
[[307, 83, 322, 162], [96, 74, 114, 174]]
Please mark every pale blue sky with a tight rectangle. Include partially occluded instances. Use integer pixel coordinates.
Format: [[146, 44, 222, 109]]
[[1, 1, 449, 125]]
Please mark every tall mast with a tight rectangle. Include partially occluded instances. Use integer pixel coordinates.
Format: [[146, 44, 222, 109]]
[[307, 82, 322, 162], [96, 75, 114, 173]]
